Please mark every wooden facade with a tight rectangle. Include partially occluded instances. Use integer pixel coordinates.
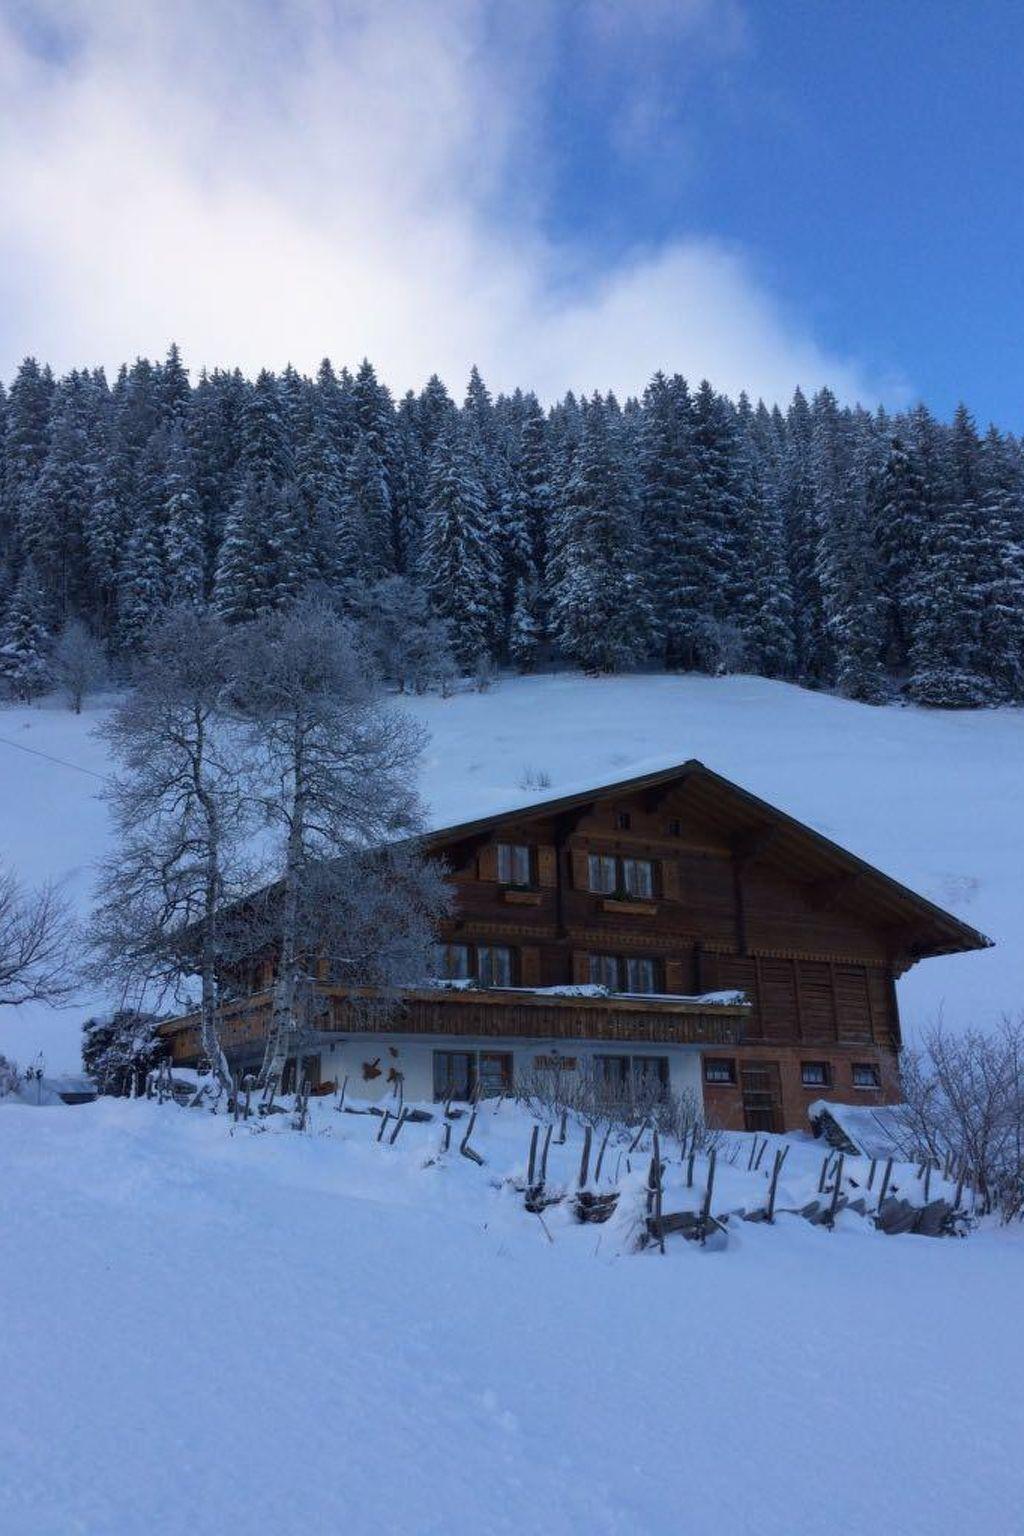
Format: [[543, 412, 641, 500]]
[[160, 759, 990, 1132]]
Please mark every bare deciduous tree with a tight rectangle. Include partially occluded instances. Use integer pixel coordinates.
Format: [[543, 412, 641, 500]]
[[0, 865, 77, 1007], [52, 619, 108, 714], [89, 606, 259, 1096], [896, 1018, 1024, 1220], [229, 595, 450, 1087]]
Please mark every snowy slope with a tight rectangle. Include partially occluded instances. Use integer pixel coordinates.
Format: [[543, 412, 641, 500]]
[[1, 1096, 1023, 1536], [2, 672, 1022, 1070]]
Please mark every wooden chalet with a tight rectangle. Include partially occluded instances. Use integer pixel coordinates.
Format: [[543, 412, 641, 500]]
[[159, 760, 990, 1132]]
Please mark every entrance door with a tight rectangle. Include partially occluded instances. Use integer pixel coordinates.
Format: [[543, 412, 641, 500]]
[[740, 1061, 783, 1133]]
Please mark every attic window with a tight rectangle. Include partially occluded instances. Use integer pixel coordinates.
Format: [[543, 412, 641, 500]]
[[615, 811, 632, 831], [667, 819, 682, 837], [852, 1062, 881, 1089]]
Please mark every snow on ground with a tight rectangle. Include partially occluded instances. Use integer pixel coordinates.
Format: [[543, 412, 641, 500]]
[[1, 1094, 1022, 1536], [2, 671, 1022, 1070]]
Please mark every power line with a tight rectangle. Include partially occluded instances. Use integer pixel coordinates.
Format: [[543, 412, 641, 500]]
[[0, 732, 110, 782]]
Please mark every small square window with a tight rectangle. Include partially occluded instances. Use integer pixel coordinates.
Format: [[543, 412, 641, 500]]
[[667, 819, 682, 837], [615, 811, 632, 831], [852, 1062, 881, 1089], [801, 1061, 831, 1088], [704, 1058, 736, 1085]]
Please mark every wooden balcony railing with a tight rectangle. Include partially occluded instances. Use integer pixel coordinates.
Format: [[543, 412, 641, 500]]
[[159, 983, 749, 1063]]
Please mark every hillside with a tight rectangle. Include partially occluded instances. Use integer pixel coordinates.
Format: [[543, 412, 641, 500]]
[[2, 670, 1022, 1070], [2, 1094, 1023, 1536]]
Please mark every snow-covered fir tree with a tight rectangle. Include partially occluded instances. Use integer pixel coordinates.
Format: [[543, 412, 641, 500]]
[[0, 560, 52, 701]]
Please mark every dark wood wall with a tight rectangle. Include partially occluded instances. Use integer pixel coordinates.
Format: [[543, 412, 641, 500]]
[[439, 785, 901, 1054]]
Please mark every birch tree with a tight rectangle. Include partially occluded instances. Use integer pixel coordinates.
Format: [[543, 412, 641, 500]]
[[230, 594, 449, 1088], [89, 605, 258, 1095]]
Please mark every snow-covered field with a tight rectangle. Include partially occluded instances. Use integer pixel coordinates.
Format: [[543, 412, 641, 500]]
[[2, 671, 1022, 1069], [2, 1094, 1023, 1536]]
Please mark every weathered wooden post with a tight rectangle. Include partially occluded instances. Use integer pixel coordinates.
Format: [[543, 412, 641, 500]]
[[877, 1156, 894, 1211], [389, 1107, 410, 1145], [699, 1148, 717, 1245], [826, 1152, 844, 1229], [554, 1109, 568, 1146], [753, 1138, 769, 1173], [767, 1148, 785, 1222], [376, 1108, 391, 1142], [866, 1157, 877, 1191], [460, 1107, 484, 1165], [817, 1153, 831, 1194], [593, 1126, 612, 1184], [539, 1122, 553, 1183], [647, 1131, 665, 1254], [526, 1124, 539, 1188], [578, 1125, 593, 1189], [334, 1074, 348, 1114]]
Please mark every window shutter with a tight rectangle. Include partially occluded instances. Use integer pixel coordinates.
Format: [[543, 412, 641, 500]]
[[536, 845, 557, 887], [660, 858, 680, 902], [572, 950, 590, 984], [477, 843, 499, 881], [519, 946, 541, 987], [571, 849, 590, 890]]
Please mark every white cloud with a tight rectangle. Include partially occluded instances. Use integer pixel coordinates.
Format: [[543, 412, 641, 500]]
[[0, 0, 893, 404]]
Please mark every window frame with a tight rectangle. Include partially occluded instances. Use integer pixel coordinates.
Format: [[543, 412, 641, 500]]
[[435, 942, 515, 987], [623, 956, 659, 994], [703, 1057, 736, 1085], [852, 1061, 881, 1090], [496, 842, 533, 887], [587, 852, 658, 899], [800, 1060, 832, 1088]]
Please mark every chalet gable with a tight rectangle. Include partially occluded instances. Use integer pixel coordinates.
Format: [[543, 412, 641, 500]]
[[423, 760, 991, 965]]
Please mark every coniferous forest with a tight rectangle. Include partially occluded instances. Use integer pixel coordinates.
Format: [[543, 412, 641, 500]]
[[1, 343, 1022, 708]]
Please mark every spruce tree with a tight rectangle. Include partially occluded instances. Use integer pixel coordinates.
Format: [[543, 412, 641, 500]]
[[0, 561, 52, 701], [547, 394, 654, 672], [421, 423, 500, 671]]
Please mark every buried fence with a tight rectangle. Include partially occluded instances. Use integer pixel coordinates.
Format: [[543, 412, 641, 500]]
[[149, 1068, 984, 1250]]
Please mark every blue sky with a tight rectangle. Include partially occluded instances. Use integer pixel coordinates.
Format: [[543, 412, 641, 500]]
[[0, 1, 1019, 422]]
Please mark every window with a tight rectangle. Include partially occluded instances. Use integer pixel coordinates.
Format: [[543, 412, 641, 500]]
[[624, 956, 658, 994], [588, 853, 656, 898], [632, 1056, 668, 1093], [477, 944, 514, 988], [588, 955, 659, 993], [704, 1058, 736, 1084], [496, 843, 532, 886], [433, 1050, 513, 1103], [595, 1055, 630, 1093], [588, 854, 618, 894], [622, 858, 654, 899], [595, 1055, 668, 1102], [478, 1051, 513, 1097], [589, 953, 620, 990], [801, 1061, 831, 1088], [433, 1051, 474, 1101], [434, 943, 513, 986], [615, 811, 632, 830], [434, 943, 471, 980], [852, 1062, 881, 1089], [667, 819, 682, 837]]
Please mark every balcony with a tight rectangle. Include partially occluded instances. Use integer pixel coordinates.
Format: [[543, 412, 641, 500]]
[[159, 982, 749, 1063]]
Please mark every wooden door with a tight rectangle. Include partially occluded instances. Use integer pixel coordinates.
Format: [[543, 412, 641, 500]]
[[740, 1061, 783, 1133]]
